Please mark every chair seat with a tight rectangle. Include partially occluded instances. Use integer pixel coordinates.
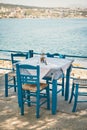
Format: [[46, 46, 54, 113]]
[[8, 71, 16, 77], [22, 83, 48, 92], [73, 79, 87, 86]]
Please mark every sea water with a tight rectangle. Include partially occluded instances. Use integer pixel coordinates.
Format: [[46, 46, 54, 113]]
[[0, 18, 87, 56]]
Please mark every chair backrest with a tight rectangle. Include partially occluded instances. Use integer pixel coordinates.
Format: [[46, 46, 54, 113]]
[[11, 52, 28, 71], [46, 53, 65, 59], [71, 66, 87, 80], [11, 53, 28, 64], [71, 57, 87, 80], [16, 64, 40, 90]]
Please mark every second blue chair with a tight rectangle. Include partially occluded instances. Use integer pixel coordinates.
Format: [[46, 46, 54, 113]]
[[69, 66, 87, 112], [45, 53, 65, 96], [5, 52, 28, 97]]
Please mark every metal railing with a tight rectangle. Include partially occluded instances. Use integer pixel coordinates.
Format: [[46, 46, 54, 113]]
[[0, 49, 87, 73]]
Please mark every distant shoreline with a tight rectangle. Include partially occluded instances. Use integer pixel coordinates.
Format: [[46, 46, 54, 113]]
[[0, 3, 87, 19], [0, 17, 87, 19]]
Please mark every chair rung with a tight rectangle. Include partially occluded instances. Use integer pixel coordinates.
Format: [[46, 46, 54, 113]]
[[8, 78, 14, 82], [57, 83, 63, 86], [8, 85, 16, 88], [50, 88, 63, 92], [40, 95, 47, 98], [24, 92, 47, 98], [73, 79, 87, 85], [24, 99, 36, 104], [73, 92, 87, 96], [78, 92, 87, 96], [37, 92, 47, 98], [29, 93, 36, 97], [40, 99, 47, 106], [77, 100, 87, 103], [57, 89, 62, 94], [79, 87, 87, 88], [47, 82, 63, 86]]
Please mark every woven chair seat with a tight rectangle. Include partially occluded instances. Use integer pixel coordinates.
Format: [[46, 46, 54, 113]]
[[73, 78, 87, 86], [8, 71, 16, 77], [22, 83, 48, 92]]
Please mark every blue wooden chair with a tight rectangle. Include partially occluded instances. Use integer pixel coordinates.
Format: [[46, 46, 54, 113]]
[[46, 53, 65, 59], [16, 64, 50, 118], [5, 52, 28, 97], [69, 67, 87, 112], [45, 53, 65, 96]]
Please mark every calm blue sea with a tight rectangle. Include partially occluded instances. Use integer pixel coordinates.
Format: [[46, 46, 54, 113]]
[[0, 18, 87, 56]]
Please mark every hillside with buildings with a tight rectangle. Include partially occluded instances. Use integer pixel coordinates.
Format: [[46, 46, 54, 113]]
[[0, 3, 87, 18]]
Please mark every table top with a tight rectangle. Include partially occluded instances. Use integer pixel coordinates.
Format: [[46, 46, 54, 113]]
[[20, 56, 73, 80]]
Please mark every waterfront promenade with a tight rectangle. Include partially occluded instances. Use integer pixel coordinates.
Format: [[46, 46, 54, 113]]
[[0, 75, 87, 130]]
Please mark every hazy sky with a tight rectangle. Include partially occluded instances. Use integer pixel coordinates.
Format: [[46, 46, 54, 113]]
[[0, 0, 87, 8]]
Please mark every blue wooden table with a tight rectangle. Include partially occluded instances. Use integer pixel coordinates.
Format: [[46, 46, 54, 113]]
[[19, 56, 73, 115]]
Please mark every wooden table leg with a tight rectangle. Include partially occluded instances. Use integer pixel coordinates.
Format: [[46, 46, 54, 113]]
[[65, 65, 72, 101], [52, 79, 57, 114]]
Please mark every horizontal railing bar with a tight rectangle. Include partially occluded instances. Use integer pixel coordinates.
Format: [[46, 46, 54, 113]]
[[65, 54, 87, 58], [0, 49, 28, 53], [0, 58, 11, 61], [33, 52, 42, 55], [72, 66, 87, 69], [33, 52, 87, 58], [0, 68, 12, 70]]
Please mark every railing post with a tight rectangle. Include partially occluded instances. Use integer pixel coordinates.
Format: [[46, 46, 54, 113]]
[[29, 50, 33, 58]]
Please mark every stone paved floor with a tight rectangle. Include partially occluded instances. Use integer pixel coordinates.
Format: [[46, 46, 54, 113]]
[[0, 76, 87, 130]]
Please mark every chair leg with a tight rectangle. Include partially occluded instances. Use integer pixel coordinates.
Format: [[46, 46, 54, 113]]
[[62, 77, 64, 96], [52, 79, 57, 115], [5, 74, 8, 97], [18, 89, 21, 107], [13, 76, 16, 92], [72, 84, 79, 112], [69, 83, 75, 103], [36, 92, 40, 118], [27, 90, 31, 107], [18, 87, 25, 108], [20, 90, 24, 115], [46, 86, 50, 110], [20, 102, 24, 115], [5, 74, 16, 97]]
